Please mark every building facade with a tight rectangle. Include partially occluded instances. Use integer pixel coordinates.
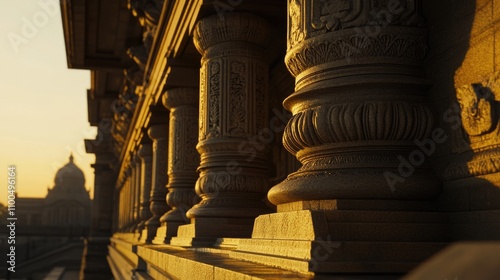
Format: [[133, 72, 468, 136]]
[[16, 154, 91, 228], [60, 0, 500, 279]]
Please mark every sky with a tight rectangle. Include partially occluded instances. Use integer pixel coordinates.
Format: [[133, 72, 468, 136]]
[[0, 1, 96, 205]]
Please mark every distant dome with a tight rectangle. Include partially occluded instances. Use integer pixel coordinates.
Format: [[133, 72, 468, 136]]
[[54, 154, 86, 191], [45, 153, 90, 207]]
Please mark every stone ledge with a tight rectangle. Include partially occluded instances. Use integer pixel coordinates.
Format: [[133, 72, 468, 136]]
[[107, 238, 404, 279], [231, 240, 447, 274], [107, 245, 135, 279], [136, 244, 315, 279]]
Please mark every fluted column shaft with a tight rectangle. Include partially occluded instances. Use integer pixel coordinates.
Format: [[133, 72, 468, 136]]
[[186, 13, 272, 226], [268, 0, 440, 208], [145, 125, 169, 241], [137, 143, 153, 233]]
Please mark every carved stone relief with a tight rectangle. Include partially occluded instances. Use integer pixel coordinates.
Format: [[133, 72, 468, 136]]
[[443, 72, 500, 181]]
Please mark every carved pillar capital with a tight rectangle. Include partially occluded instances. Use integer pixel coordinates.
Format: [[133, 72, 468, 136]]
[[138, 143, 153, 158], [162, 88, 199, 110], [148, 124, 169, 140], [193, 12, 271, 54]]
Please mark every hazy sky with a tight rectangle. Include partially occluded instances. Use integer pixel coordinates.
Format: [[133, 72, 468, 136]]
[[0, 1, 96, 205]]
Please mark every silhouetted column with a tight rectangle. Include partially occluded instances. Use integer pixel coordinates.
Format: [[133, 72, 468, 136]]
[[79, 145, 115, 280], [145, 125, 169, 242], [154, 88, 200, 243], [173, 12, 272, 244], [137, 143, 153, 241], [90, 159, 115, 235]]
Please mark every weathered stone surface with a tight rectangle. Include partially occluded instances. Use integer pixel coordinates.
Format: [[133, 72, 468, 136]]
[[136, 244, 317, 279], [252, 210, 328, 240], [404, 242, 500, 280]]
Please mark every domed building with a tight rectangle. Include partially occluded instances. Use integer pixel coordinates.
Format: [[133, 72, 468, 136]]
[[15, 154, 91, 228], [43, 154, 91, 227]]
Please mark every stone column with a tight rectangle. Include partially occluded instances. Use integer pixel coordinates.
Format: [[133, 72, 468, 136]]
[[137, 143, 153, 241], [117, 181, 123, 231], [173, 12, 273, 244], [154, 88, 200, 244], [132, 152, 142, 233], [89, 160, 115, 236], [118, 179, 126, 231], [121, 168, 132, 231], [123, 163, 135, 232], [144, 125, 169, 242], [233, 0, 446, 274], [79, 151, 115, 280]]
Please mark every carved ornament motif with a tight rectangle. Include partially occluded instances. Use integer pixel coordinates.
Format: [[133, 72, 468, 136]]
[[284, 102, 433, 155], [443, 72, 500, 181], [457, 72, 500, 142]]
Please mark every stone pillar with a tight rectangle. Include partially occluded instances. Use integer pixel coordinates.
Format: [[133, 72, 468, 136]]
[[118, 179, 126, 231], [144, 125, 169, 242], [79, 151, 115, 280], [137, 143, 153, 241], [232, 0, 446, 274], [117, 181, 123, 231], [173, 12, 273, 244], [89, 160, 115, 236], [154, 88, 200, 244], [121, 169, 131, 231], [126, 165, 135, 232], [132, 152, 142, 233]]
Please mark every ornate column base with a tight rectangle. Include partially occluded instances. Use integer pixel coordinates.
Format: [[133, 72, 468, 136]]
[[230, 202, 449, 274], [152, 222, 184, 244], [171, 218, 255, 247], [139, 224, 159, 244]]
